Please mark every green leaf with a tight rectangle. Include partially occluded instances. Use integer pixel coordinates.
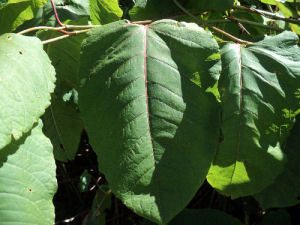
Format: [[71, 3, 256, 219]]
[[90, 0, 122, 25], [260, 0, 300, 34], [143, 209, 243, 225], [207, 31, 300, 198], [79, 20, 221, 224], [254, 114, 300, 209], [17, 0, 90, 30], [42, 94, 83, 162], [129, 0, 180, 21], [134, 0, 147, 8], [38, 19, 88, 88], [83, 187, 111, 225], [0, 121, 57, 225], [0, 33, 55, 150], [185, 0, 235, 11], [0, 0, 47, 34]]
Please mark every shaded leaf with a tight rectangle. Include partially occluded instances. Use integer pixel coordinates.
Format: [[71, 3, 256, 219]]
[[42, 94, 83, 162], [79, 20, 221, 224], [185, 0, 235, 11], [0, 33, 55, 149], [129, 0, 180, 21], [254, 114, 300, 209], [260, 209, 292, 225], [143, 209, 243, 225], [207, 31, 300, 198], [0, 121, 57, 225]]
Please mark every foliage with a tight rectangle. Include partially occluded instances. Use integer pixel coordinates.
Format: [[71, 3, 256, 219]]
[[0, 0, 299, 224]]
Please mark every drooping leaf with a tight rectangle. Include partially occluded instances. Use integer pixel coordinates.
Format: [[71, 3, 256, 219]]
[[79, 19, 221, 224], [90, 0, 122, 25], [0, 33, 55, 150], [42, 94, 83, 162], [207, 31, 300, 198], [143, 209, 244, 225], [254, 114, 300, 209], [0, 121, 57, 225], [0, 0, 47, 34]]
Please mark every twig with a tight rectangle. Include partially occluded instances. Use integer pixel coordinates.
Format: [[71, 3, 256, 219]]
[[42, 29, 91, 44], [206, 18, 284, 32], [17, 24, 100, 35], [50, 0, 63, 27], [233, 5, 300, 25], [173, 0, 253, 45]]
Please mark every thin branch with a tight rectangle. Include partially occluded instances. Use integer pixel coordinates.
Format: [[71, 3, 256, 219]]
[[173, 0, 253, 45], [233, 5, 300, 25], [18, 26, 66, 34], [229, 17, 284, 32], [17, 24, 100, 35], [42, 29, 91, 45], [50, 0, 64, 27]]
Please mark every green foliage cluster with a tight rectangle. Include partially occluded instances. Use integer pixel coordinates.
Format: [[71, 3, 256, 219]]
[[0, 0, 299, 224]]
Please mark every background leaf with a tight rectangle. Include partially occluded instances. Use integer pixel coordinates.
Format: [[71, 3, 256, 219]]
[[90, 0, 122, 25], [0, 33, 55, 149], [79, 19, 221, 224], [185, 0, 235, 11], [254, 114, 300, 209], [0, 0, 47, 34], [0, 121, 57, 225], [207, 31, 300, 198]]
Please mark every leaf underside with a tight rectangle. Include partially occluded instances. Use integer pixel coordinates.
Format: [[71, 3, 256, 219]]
[[79, 19, 221, 224], [207, 31, 300, 198]]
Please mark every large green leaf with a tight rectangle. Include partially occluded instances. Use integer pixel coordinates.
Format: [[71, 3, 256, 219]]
[[0, 33, 55, 150], [90, 0, 122, 25], [0, 121, 57, 225], [0, 0, 47, 34], [254, 114, 300, 209], [207, 31, 300, 198], [79, 19, 221, 224]]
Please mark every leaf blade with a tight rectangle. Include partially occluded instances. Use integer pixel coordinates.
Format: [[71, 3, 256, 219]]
[[79, 19, 221, 224]]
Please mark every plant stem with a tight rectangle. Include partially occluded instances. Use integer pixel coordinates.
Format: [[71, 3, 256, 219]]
[[50, 0, 64, 27], [17, 25, 100, 35], [233, 5, 300, 25], [173, 0, 253, 45], [42, 29, 91, 44]]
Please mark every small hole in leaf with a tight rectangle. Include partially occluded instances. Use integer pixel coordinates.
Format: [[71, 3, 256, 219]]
[[19, 51, 23, 55], [7, 35, 12, 40], [28, 188, 32, 192], [60, 144, 64, 149]]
